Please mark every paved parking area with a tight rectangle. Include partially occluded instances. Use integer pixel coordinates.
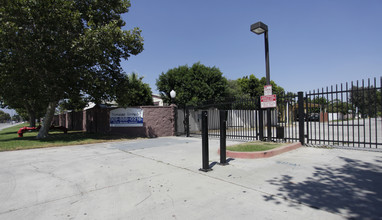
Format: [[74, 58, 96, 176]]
[[0, 137, 381, 219]]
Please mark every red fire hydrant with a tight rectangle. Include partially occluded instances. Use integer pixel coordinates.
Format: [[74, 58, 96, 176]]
[[17, 127, 38, 137]]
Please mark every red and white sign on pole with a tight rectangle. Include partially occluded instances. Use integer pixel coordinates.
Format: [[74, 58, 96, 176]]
[[261, 94, 277, 108], [264, 85, 272, 96]]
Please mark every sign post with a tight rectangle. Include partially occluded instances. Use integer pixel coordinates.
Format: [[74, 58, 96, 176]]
[[260, 85, 276, 142]]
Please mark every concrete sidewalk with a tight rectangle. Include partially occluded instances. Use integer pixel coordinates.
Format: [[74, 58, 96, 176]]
[[0, 137, 381, 219], [0, 123, 22, 131]]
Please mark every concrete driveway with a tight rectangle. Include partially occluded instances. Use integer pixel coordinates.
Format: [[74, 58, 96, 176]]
[[0, 137, 381, 219]]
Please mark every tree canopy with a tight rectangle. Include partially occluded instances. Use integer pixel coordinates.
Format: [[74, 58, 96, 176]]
[[0, 0, 144, 138], [0, 110, 11, 122], [350, 86, 381, 117], [156, 62, 228, 107], [116, 73, 153, 107], [237, 74, 285, 98]]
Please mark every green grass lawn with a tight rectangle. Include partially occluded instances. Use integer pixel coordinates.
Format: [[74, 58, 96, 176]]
[[0, 123, 138, 151], [227, 141, 284, 152]]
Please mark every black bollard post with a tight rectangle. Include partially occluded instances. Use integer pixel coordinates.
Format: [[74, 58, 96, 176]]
[[219, 110, 229, 165], [199, 111, 212, 172]]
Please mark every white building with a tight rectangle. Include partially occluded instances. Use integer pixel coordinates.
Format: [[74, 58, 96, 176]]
[[152, 94, 164, 106]]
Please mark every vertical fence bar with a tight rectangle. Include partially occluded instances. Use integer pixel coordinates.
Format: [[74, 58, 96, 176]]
[[340, 83, 344, 146], [296, 93, 298, 141], [317, 89, 320, 145], [245, 99, 248, 139], [374, 78, 377, 148], [255, 98, 258, 140], [306, 89, 316, 143], [378, 77, 381, 148], [294, 94, 297, 141], [355, 81, 358, 148], [305, 92, 309, 144], [362, 79, 366, 147], [307, 91, 311, 144], [346, 82, 349, 146], [326, 86, 329, 145], [352, 81, 355, 147], [240, 98, 243, 140], [380, 77, 382, 148], [252, 99, 254, 140], [330, 85, 333, 146], [284, 93, 287, 142], [259, 97, 264, 141], [323, 87, 327, 145], [368, 78, 372, 148], [298, 92, 305, 145], [335, 84, 339, 145], [288, 95, 291, 142]]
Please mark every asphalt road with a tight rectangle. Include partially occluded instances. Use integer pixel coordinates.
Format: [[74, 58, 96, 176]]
[[0, 136, 381, 219]]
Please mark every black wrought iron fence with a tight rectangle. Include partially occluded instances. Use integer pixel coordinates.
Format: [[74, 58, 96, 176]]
[[178, 77, 381, 149], [305, 77, 382, 148], [185, 97, 261, 141]]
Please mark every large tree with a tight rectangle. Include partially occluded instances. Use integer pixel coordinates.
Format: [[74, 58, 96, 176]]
[[116, 73, 153, 107], [0, 110, 11, 122], [237, 74, 284, 98], [156, 62, 228, 107], [226, 79, 248, 98], [350, 86, 380, 117], [0, 0, 143, 138]]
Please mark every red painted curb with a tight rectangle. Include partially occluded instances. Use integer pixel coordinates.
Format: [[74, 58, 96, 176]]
[[218, 142, 302, 159]]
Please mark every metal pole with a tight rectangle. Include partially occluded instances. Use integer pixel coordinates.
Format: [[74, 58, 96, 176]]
[[219, 110, 229, 165], [264, 31, 270, 85], [264, 31, 272, 142], [200, 111, 212, 172]]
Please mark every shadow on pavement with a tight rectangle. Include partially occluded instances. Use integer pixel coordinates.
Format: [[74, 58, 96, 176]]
[[264, 156, 382, 219]]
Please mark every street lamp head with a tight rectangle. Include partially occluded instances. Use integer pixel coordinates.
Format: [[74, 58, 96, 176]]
[[250, 21, 268, 35], [170, 90, 176, 99]]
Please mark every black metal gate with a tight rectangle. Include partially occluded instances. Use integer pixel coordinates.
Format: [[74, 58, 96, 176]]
[[304, 78, 381, 148], [177, 96, 303, 143], [177, 77, 381, 149]]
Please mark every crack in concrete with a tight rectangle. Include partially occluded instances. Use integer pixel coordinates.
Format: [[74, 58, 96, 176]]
[[122, 150, 348, 219], [0, 171, 162, 215]]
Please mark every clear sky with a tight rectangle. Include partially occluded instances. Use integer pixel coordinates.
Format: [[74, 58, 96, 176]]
[[2, 0, 382, 116], [121, 0, 382, 94]]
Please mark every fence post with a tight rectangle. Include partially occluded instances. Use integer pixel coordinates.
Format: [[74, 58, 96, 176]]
[[200, 111, 212, 172], [219, 110, 229, 165], [258, 97, 264, 141], [298, 92, 305, 145]]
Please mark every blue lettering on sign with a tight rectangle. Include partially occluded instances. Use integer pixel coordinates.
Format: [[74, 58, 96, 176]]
[[110, 117, 143, 124]]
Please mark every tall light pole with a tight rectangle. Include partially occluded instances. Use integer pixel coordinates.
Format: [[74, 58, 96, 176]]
[[251, 21, 272, 141]]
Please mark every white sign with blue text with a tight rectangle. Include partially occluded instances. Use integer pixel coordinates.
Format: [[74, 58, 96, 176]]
[[110, 108, 143, 127]]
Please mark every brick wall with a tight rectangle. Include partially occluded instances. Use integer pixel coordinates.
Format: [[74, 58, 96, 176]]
[[142, 105, 176, 137], [110, 106, 176, 137], [53, 105, 177, 138]]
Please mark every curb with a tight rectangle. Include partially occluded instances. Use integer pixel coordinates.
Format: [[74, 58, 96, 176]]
[[218, 142, 302, 159]]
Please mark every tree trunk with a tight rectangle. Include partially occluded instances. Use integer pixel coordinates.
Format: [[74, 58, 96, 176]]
[[28, 112, 36, 127], [36, 101, 58, 139], [25, 105, 36, 127]]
